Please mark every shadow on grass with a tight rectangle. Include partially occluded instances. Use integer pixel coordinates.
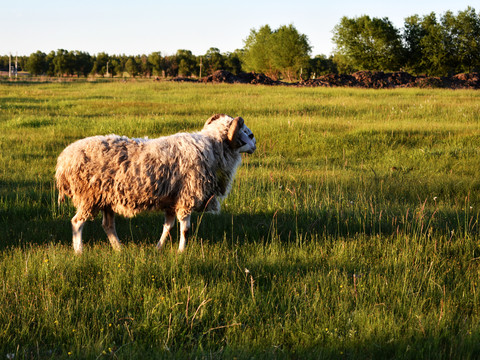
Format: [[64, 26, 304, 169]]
[[1, 203, 479, 251], [7, 333, 480, 360], [2, 197, 480, 359], [186, 335, 480, 360]]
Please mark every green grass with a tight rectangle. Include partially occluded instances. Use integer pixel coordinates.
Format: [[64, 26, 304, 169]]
[[1, 81, 480, 358]]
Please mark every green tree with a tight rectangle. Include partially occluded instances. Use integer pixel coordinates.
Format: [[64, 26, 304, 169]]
[[242, 25, 276, 77], [402, 8, 480, 75], [242, 24, 311, 80], [163, 56, 178, 77], [52, 49, 70, 76], [308, 55, 337, 78], [203, 47, 224, 75], [45, 51, 56, 76], [118, 55, 130, 77], [91, 53, 110, 77], [26, 51, 47, 76], [136, 55, 152, 77], [0, 56, 8, 71], [402, 13, 449, 75], [270, 25, 311, 81], [332, 16, 404, 72], [125, 56, 139, 77], [18, 55, 28, 72], [176, 50, 197, 77], [402, 15, 426, 74], [224, 50, 243, 75], [148, 52, 164, 77], [442, 7, 480, 73], [108, 57, 121, 77], [417, 13, 449, 76], [72, 51, 92, 77]]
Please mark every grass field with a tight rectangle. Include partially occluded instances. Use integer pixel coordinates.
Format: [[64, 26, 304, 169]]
[[1, 80, 480, 359]]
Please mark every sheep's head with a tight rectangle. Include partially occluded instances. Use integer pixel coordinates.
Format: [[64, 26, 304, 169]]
[[204, 114, 256, 154]]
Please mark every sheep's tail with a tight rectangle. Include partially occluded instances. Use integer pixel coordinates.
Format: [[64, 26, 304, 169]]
[[55, 169, 68, 205]]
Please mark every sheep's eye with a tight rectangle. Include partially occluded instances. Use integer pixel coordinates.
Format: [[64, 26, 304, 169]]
[[248, 133, 254, 139]]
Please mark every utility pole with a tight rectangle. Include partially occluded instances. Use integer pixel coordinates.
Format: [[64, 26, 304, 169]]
[[9, 53, 11, 78], [15, 53, 18, 79], [106, 61, 109, 77], [199, 57, 203, 79]]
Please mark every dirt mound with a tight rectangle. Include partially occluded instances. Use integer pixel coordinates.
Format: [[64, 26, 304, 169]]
[[352, 71, 416, 88], [303, 71, 480, 89], [236, 72, 282, 85], [411, 76, 448, 88], [302, 74, 356, 87], [305, 71, 418, 88], [200, 70, 239, 83], [200, 70, 281, 85], [451, 72, 480, 89], [171, 70, 480, 89], [170, 77, 199, 83]]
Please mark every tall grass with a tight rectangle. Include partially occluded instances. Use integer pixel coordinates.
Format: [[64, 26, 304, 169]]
[[1, 81, 480, 358]]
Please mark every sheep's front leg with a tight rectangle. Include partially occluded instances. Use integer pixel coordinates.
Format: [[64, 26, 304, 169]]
[[71, 212, 87, 255], [156, 212, 175, 250], [102, 208, 122, 251], [178, 214, 191, 253]]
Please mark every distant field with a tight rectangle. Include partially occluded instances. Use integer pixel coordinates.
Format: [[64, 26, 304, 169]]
[[1, 81, 480, 359]]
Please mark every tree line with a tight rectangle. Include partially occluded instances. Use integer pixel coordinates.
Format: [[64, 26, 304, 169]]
[[0, 48, 243, 79], [1, 7, 478, 80], [332, 6, 480, 76]]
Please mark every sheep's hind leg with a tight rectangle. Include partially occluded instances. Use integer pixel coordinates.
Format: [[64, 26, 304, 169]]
[[177, 214, 191, 253], [71, 212, 87, 255], [156, 212, 175, 250], [102, 208, 122, 251]]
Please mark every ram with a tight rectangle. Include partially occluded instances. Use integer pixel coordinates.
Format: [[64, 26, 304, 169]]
[[55, 114, 256, 254]]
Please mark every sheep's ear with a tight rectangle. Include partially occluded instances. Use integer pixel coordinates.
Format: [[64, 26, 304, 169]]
[[227, 117, 244, 148], [205, 114, 225, 126]]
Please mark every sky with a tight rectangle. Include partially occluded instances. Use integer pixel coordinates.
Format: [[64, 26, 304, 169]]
[[1, 0, 477, 57]]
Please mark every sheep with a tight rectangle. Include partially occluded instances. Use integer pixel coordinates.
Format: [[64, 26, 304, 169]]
[[55, 114, 256, 254]]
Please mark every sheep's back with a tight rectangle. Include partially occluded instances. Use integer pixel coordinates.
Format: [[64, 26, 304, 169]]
[[55, 133, 216, 218]]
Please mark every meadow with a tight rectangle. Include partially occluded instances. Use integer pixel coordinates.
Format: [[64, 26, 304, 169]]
[[1, 80, 480, 359]]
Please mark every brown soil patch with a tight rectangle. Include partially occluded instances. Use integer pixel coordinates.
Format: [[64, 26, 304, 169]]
[[170, 70, 480, 89]]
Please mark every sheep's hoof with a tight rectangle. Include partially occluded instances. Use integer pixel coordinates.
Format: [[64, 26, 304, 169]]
[[112, 244, 122, 252]]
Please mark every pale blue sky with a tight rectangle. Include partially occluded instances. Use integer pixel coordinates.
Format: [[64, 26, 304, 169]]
[[1, 0, 476, 56]]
